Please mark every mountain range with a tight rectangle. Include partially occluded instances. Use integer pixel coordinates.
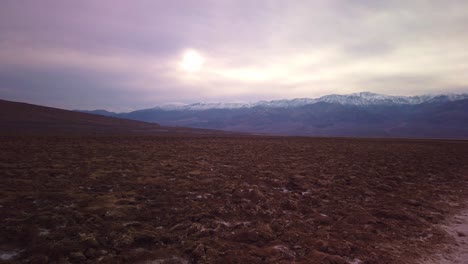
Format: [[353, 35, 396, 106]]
[[80, 92, 468, 138]]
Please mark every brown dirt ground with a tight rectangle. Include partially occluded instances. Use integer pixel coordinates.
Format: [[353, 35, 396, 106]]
[[0, 136, 467, 264]]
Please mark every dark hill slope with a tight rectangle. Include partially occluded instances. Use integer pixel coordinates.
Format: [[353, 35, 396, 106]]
[[0, 99, 226, 135]]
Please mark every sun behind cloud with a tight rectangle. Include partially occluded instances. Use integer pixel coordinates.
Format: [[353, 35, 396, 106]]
[[179, 49, 205, 73]]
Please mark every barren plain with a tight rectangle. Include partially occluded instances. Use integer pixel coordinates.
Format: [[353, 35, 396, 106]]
[[1, 136, 467, 264]]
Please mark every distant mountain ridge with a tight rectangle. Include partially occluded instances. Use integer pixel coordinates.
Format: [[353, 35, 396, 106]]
[[143, 92, 468, 111], [79, 92, 468, 138]]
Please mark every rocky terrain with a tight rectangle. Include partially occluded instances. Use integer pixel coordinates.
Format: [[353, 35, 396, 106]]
[[1, 136, 467, 263]]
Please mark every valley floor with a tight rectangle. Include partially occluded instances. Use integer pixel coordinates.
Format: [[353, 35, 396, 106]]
[[0, 136, 467, 264]]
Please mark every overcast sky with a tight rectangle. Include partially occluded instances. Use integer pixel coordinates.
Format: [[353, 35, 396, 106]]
[[1, 0, 468, 111]]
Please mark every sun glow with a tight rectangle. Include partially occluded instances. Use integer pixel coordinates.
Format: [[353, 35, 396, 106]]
[[180, 49, 205, 72]]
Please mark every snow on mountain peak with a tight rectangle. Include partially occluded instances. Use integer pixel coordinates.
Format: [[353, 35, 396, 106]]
[[151, 92, 468, 111]]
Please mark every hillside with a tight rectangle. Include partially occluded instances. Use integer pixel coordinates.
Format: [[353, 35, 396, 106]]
[[0, 99, 225, 135]]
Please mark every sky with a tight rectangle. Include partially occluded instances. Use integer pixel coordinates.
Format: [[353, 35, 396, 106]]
[[1, 0, 468, 111]]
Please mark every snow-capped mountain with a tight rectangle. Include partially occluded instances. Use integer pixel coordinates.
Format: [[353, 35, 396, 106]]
[[151, 92, 468, 110], [79, 91, 468, 138], [317, 92, 431, 105], [153, 102, 255, 111]]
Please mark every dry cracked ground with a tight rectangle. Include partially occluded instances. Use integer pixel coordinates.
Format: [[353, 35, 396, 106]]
[[1, 136, 468, 264]]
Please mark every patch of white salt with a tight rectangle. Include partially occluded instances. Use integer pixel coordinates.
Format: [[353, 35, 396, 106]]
[[0, 250, 19, 261], [38, 228, 50, 236], [419, 209, 468, 264]]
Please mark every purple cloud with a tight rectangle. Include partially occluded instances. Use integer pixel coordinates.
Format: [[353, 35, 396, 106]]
[[1, 0, 468, 110]]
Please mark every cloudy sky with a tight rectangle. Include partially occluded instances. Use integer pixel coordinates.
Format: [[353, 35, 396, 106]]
[[1, 0, 468, 111]]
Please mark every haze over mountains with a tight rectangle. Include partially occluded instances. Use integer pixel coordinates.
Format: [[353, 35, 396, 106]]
[[80, 92, 468, 139]]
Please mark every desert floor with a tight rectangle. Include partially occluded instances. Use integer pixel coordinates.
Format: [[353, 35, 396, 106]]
[[1, 136, 467, 264]]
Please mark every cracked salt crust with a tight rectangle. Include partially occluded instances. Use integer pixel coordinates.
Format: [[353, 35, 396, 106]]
[[419, 208, 468, 264]]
